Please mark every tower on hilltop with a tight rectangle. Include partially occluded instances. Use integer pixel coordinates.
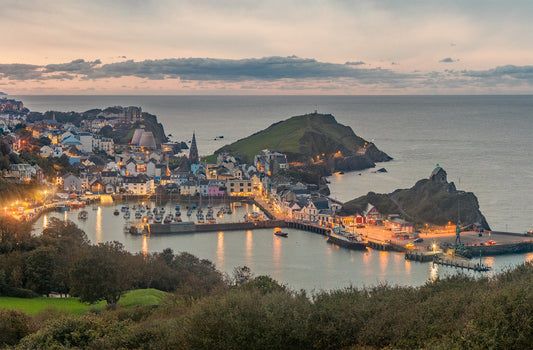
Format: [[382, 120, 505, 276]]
[[189, 132, 199, 164]]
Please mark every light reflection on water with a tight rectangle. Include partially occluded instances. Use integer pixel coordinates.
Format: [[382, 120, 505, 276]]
[[217, 232, 224, 270], [95, 207, 102, 244], [32, 203, 533, 292]]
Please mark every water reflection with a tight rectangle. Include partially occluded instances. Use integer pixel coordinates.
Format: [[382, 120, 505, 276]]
[[525, 252, 533, 263], [43, 214, 48, 229], [272, 234, 282, 281], [245, 231, 253, 263], [379, 251, 389, 273], [217, 232, 224, 269], [142, 235, 149, 257], [63, 211, 68, 222], [429, 263, 439, 283], [95, 207, 102, 243]]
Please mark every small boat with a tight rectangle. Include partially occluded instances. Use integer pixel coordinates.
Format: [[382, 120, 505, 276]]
[[135, 211, 142, 219], [154, 215, 162, 223], [92, 205, 98, 211], [175, 216, 182, 222], [274, 227, 288, 237], [78, 210, 88, 220], [113, 209, 120, 216], [175, 205, 180, 211], [124, 211, 131, 219], [164, 214, 173, 224], [147, 212, 154, 220]]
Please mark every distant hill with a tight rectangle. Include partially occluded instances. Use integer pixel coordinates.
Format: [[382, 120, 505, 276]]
[[340, 167, 491, 230], [215, 113, 391, 171], [0, 92, 7, 96]]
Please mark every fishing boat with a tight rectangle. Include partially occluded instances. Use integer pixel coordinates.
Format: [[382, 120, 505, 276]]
[[123, 211, 131, 219], [135, 211, 142, 219], [274, 227, 288, 237], [327, 225, 367, 251], [78, 210, 88, 220]]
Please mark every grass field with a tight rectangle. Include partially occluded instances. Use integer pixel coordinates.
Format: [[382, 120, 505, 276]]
[[0, 288, 169, 316]]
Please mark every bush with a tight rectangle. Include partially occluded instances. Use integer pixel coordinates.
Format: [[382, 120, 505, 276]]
[[0, 309, 35, 346]]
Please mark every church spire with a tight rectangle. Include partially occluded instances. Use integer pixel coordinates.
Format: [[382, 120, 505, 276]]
[[189, 131, 199, 164]]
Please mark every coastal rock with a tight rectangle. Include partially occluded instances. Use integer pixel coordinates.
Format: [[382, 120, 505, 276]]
[[340, 167, 491, 230]]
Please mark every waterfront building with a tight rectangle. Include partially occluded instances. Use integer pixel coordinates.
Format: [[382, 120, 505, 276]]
[[63, 174, 83, 193], [180, 181, 199, 196], [385, 217, 415, 233], [122, 175, 154, 195], [364, 203, 382, 223], [227, 178, 253, 196]]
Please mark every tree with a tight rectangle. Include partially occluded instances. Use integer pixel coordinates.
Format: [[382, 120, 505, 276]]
[[25, 246, 56, 295], [232, 265, 254, 287], [69, 242, 131, 305]]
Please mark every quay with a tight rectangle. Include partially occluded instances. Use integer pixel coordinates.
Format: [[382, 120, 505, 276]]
[[432, 255, 491, 272], [137, 220, 287, 235]]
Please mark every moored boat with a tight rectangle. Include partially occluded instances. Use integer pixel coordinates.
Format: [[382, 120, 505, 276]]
[[274, 227, 288, 237], [113, 209, 120, 216], [78, 210, 88, 220], [327, 225, 367, 250]]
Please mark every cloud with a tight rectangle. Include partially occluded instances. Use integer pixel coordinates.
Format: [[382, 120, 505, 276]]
[[0, 63, 43, 80], [439, 57, 458, 63], [3, 56, 533, 92], [462, 65, 533, 82], [44, 59, 102, 73], [345, 61, 365, 66]]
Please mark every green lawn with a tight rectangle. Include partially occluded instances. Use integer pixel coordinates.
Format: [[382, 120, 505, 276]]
[[0, 288, 169, 316]]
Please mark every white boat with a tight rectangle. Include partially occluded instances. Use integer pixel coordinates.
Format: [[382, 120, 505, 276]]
[[135, 211, 142, 219]]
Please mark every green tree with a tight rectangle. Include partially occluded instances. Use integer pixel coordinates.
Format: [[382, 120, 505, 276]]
[[69, 242, 131, 305], [25, 246, 57, 295]]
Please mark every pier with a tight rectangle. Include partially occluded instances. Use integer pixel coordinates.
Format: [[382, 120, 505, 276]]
[[432, 255, 491, 272], [286, 221, 329, 235]]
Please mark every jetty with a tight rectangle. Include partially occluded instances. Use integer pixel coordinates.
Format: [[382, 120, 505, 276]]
[[432, 255, 491, 272]]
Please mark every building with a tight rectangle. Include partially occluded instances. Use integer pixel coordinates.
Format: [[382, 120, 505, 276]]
[[227, 178, 253, 196], [63, 174, 83, 192], [189, 132, 199, 164], [122, 175, 154, 195]]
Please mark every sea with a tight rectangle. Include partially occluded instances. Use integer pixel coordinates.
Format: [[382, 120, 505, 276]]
[[13, 95, 533, 292]]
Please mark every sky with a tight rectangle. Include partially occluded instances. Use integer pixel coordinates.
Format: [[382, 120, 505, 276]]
[[1, 0, 533, 95]]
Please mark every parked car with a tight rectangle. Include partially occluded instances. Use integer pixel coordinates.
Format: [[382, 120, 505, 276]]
[[414, 238, 424, 243]]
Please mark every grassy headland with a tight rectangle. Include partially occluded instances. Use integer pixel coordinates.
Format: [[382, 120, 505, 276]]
[[214, 113, 391, 171]]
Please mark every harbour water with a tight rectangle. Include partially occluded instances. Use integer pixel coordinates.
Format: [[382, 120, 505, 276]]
[[16, 95, 533, 291]]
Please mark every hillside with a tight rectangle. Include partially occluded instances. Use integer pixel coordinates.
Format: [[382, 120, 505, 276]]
[[340, 166, 491, 230], [215, 113, 391, 171]]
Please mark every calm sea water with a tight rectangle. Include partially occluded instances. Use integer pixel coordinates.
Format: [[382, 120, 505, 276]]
[[14, 95, 533, 290]]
